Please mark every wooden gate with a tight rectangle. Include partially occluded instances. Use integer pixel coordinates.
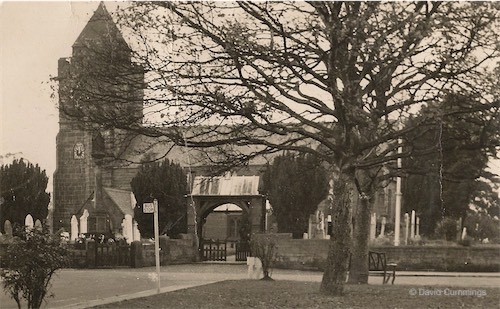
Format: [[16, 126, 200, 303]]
[[201, 239, 227, 261], [95, 242, 131, 267], [235, 241, 251, 261]]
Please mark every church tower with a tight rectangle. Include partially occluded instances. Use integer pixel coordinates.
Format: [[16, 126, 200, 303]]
[[53, 3, 143, 232]]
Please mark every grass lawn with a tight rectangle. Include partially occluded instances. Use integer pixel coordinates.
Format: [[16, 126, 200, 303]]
[[92, 280, 499, 309]]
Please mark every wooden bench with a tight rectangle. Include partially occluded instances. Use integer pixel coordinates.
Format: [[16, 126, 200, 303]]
[[368, 250, 397, 284]]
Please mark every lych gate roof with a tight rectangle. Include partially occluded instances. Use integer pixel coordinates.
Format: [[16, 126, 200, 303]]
[[191, 175, 260, 196]]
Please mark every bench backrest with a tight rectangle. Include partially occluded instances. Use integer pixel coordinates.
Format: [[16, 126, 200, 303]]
[[368, 251, 387, 271]]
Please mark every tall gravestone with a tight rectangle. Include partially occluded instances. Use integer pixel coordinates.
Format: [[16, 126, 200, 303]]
[[80, 209, 89, 234], [71, 215, 79, 241], [25, 214, 34, 229]]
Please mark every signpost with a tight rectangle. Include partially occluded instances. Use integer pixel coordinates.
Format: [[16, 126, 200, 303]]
[[394, 137, 402, 246], [143, 202, 154, 214], [143, 200, 161, 293]]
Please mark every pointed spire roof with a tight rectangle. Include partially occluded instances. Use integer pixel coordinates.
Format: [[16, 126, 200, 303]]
[[73, 2, 130, 52]]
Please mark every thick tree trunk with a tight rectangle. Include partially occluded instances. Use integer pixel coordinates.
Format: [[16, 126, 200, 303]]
[[320, 175, 352, 295], [348, 193, 373, 284]]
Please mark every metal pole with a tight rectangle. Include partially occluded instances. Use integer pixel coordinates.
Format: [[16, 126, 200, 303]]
[[394, 137, 402, 246], [153, 199, 161, 293]]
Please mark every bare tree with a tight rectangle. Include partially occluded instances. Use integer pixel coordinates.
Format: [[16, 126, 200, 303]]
[[250, 233, 277, 281], [58, 2, 500, 295]]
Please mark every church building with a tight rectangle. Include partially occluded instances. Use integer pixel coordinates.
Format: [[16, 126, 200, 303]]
[[52, 3, 398, 244]]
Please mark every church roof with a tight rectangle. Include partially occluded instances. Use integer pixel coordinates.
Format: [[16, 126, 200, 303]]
[[103, 187, 135, 216], [73, 2, 130, 51], [114, 127, 320, 170]]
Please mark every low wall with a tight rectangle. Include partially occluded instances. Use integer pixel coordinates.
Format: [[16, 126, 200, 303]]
[[1, 235, 198, 269], [273, 239, 500, 272], [376, 245, 500, 272], [132, 237, 197, 267], [64, 238, 198, 268]]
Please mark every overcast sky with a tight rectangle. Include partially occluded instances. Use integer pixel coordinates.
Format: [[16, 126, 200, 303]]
[[0, 1, 119, 191], [1, 1, 499, 195]]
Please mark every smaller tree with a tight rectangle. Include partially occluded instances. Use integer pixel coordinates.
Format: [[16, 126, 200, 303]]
[[262, 153, 329, 238], [1, 226, 68, 309], [434, 217, 459, 241], [0, 159, 51, 233], [250, 233, 277, 281], [464, 213, 500, 242], [131, 159, 188, 238], [403, 94, 500, 235]]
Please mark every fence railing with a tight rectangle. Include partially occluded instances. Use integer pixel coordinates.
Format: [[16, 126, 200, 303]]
[[66, 241, 131, 268], [201, 239, 227, 261], [95, 242, 130, 267], [235, 241, 251, 261]]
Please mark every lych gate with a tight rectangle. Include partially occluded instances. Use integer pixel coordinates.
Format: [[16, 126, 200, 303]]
[[187, 175, 266, 260]]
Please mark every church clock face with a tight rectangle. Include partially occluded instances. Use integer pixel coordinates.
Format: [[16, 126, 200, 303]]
[[73, 143, 85, 159]]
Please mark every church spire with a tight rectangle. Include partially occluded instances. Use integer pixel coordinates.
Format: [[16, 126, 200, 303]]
[[72, 1, 130, 53], [89, 2, 110, 22]]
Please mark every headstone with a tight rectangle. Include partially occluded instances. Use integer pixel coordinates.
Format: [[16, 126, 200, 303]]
[[410, 210, 416, 239], [4, 220, 13, 237], [123, 214, 133, 243], [404, 213, 410, 245], [416, 217, 420, 237], [25, 214, 34, 229], [316, 210, 326, 239], [461, 227, 467, 240], [457, 218, 463, 242], [369, 213, 377, 240], [80, 209, 89, 234], [308, 214, 314, 238], [133, 221, 141, 241], [34, 219, 43, 231], [379, 217, 386, 238], [70, 215, 79, 241], [303, 233, 308, 239]]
